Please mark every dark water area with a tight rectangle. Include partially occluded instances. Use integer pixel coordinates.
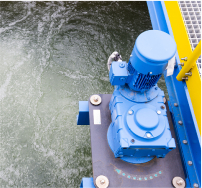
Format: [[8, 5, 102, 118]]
[[0, 1, 168, 187]]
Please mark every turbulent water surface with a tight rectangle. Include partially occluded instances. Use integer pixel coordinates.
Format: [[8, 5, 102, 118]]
[[0, 2, 168, 187]]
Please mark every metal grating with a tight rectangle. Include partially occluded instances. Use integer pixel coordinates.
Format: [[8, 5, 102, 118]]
[[178, 1, 201, 74]]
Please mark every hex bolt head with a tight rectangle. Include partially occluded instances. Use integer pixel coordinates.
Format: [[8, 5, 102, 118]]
[[146, 133, 152, 138], [120, 77, 125, 81], [131, 139, 135, 143], [193, 183, 199, 188], [176, 179, 184, 185], [188, 161, 193, 166], [178, 121, 183, 125], [94, 96, 99, 102], [161, 105, 165, 109], [100, 179, 105, 185], [119, 62, 125, 68], [174, 103, 178, 107], [182, 140, 188, 144], [182, 77, 188, 80], [181, 57, 188, 61], [128, 110, 133, 115], [157, 110, 161, 115], [185, 72, 192, 76]]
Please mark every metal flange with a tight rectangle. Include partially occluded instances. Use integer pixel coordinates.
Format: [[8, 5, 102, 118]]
[[172, 177, 185, 188], [90, 95, 102, 105], [95, 175, 109, 188]]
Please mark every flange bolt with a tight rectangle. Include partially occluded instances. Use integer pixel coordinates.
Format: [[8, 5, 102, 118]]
[[172, 177, 185, 188], [161, 105, 165, 109], [174, 103, 178, 107], [181, 57, 188, 61], [146, 133, 152, 138], [94, 96, 99, 102], [178, 121, 183, 125], [119, 62, 125, 68], [95, 175, 109, 188], [90, 95, 102, 105], [131, 139, 135, 143], [157, 110, 161, 115], [188, 161, 193, 166], [182, 77, 188, 80], [185, 72, 192, 76], [176, 179, 184, 186], [100, 179, 105, 185], [182, 140, 188, 144], [193, 183, 199, 188]]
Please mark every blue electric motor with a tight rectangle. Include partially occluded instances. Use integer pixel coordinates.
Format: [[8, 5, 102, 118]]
[[107, 30, 177, 164]]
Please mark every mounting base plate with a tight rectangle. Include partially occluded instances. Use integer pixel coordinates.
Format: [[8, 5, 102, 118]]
[[89, 94, 185, 188]]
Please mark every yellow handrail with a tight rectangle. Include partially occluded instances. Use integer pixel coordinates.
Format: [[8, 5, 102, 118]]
[[177, 40, 201, 81], [164, 1, 201, 132]]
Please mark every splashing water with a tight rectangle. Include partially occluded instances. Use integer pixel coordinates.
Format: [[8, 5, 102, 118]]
[[0, 2, 168, 187]]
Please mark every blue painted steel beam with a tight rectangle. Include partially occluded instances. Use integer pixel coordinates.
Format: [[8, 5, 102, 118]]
[[77, 101, 89, 125], [80, 177, 95, 188], [147, 1, 201, 187]]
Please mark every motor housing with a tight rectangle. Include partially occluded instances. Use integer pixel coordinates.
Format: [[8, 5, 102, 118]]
[[108, 30, 177, 163]]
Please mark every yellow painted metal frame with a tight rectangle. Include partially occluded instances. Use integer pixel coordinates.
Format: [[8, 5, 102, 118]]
[[164, 1, 201, 133], [177, 41, 201, 81]]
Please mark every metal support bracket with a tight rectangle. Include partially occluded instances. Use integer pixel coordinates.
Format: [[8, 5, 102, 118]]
[[147, 1, 201, 187]]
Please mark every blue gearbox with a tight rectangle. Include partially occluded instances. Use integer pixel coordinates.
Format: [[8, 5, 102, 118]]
[[107, 30, 177, 164]]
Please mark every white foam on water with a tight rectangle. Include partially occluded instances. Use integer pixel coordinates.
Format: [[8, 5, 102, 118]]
[[0, 2, 158, 187], [0, 72, 12, 102]]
